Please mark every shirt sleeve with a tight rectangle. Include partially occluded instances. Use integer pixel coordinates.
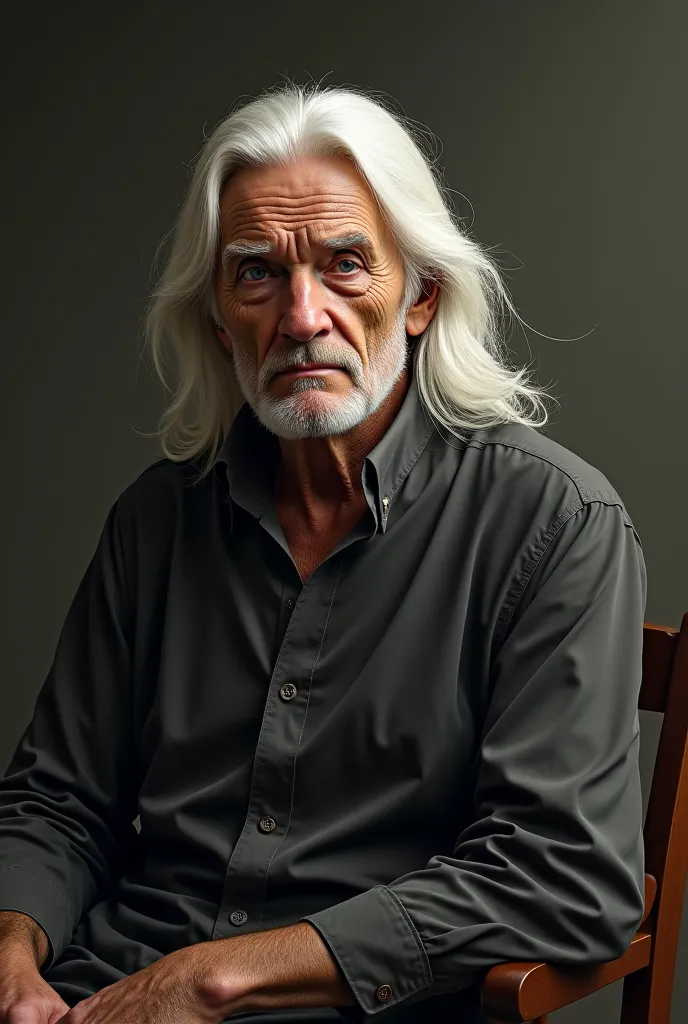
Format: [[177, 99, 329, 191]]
[[0, 501, 138, 970], [303, 499, 648, 1018]]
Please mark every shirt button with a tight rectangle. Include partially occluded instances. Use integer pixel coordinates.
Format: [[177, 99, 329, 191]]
[[279, 683, 297, 701], [258, 816, 277, 833], [286, 598, 295, 608], [376, 985, 393, 1002], [229, 910, 248, 926]]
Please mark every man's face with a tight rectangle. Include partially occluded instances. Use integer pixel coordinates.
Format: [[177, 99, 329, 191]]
[[213, 155, 412, 440]]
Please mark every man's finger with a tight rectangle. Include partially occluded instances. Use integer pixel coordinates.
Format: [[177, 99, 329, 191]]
[[48, 1005, 71, 1024]]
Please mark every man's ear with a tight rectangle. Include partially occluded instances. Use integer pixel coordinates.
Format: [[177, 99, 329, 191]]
[[406, 280, 440, 337], [214, 323, 233, 352]]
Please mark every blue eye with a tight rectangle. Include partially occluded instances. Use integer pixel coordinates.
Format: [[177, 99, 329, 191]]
[[336, 258, 359, 274], [240, 266, 269, 282]]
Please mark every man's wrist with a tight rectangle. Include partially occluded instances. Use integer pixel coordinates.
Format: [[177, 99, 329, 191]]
[[204, 921, 356, 1016], [0, 911, 49, 970]]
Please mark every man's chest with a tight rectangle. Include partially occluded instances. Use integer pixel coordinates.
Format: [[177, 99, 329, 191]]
[[125, 473, 531, 918], [133, 496, 504, 840]]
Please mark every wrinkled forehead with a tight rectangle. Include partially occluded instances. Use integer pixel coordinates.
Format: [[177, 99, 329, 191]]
[[216, 156, 393, 251]]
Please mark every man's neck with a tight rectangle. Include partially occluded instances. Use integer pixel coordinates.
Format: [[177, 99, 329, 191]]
[[274, 371, 410, 528]]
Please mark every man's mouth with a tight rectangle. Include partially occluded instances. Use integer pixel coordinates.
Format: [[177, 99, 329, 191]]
[[276, 364, 344, 378]]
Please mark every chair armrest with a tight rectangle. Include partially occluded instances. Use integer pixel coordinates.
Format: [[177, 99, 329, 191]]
[[481, 875, 657, 1022], [481, 933, 651, 1021]]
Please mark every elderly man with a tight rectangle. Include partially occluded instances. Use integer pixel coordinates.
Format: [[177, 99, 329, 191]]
[[0, 84, 646, 1024]]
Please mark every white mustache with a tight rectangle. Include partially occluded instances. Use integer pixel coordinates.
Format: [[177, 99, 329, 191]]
[[265, 346, 362, 379]]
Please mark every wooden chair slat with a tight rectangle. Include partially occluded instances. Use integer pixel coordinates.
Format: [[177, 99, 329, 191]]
[[481, 613, 688, 1024]]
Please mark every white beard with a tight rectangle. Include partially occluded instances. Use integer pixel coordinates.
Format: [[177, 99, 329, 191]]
[[229, 305, 410, 440]]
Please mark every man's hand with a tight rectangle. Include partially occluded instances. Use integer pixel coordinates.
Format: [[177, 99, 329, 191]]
[[57, 921, 355, 1022], [0, 957, 70, 1024], [56, 942, 234, 1024], [0, 912, 68, 1024]]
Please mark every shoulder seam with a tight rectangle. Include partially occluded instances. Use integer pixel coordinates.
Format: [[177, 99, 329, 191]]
[[492, 497, 640, 654], [465, 434, 634, 529], [493, 499, 584, 652]]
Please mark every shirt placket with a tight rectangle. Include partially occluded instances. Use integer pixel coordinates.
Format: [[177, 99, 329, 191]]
[[212, 555, 343, 938]]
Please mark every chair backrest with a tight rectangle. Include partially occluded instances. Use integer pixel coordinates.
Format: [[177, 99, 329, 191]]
[[620, 612, 688, 1024]]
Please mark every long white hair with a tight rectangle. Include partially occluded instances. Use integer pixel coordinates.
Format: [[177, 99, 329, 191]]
[[144, 81, 556, 473]]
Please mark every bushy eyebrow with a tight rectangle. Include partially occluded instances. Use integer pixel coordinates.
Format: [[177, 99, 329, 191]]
[[221, 231, 373, 265]]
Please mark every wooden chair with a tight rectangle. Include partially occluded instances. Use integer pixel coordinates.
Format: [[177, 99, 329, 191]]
[[481, 612, 688, 1024]]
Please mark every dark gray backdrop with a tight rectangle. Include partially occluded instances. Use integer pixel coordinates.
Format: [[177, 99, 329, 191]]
[[1, 1, 686, 1021]]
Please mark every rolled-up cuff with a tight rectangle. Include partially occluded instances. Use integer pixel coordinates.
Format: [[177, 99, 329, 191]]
[[302, 884, 432, 1017], [0, 863, 75, 971]]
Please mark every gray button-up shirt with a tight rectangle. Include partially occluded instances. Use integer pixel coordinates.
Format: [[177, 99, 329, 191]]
[[0, 373, 647, 1022]]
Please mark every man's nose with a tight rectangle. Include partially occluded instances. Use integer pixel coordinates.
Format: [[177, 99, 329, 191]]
[[277, 268, 333, 342]]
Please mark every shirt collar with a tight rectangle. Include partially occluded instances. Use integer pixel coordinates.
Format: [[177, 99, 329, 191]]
[[213, 371, 437, 535]]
